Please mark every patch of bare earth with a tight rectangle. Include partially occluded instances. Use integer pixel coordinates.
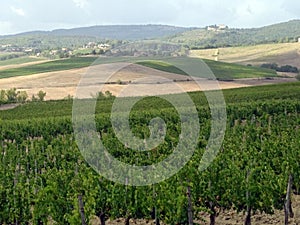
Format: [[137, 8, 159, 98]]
[[0, 103, 20, 111], [232, 76, 297, 87], [90, 195, 300, 225], [0, 63, 297, 101], [199, 195, 300, 225]]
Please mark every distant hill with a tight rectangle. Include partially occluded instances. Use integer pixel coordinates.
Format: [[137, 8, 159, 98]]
[[2, 25, 192, 40], [1, 20, 300, 53], [167, 20, 300, 48]]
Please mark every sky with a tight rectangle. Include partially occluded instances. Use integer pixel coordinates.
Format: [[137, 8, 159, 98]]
[[0, 0, 299, 35]]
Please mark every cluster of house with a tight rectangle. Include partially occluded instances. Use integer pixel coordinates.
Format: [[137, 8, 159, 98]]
[[83, 42, 110, 50], [206, 24, 228, 32], [49, 48, 73, 56], [0, 41, 111, 57]]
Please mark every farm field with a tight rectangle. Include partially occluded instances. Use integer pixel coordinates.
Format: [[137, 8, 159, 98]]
[[0, 55, 298, 225], [0, 56, 47, 68], [0, 56, 277, 79], [190, 42, 300, 68], [0, 56, 290, 101], [0, 82, 299, 224], [2, 5, 300, 225], [1, 7, 300, 225], [0, 64, 240, 100]]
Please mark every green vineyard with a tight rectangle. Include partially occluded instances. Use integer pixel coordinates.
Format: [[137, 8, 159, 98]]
[[0, 82, 299, 224]]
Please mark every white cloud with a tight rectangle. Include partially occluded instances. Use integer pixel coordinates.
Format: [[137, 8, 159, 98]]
[[0, 0, 298, 35], [72, 0, 89, 9], [10, 6, 26, 16]]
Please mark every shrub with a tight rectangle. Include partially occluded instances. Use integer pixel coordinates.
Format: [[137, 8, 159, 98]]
[[261, 63, 299, 73], [17, 91, 28, 103], [5, 88, 18, 103], [37, 90, 47, 101]]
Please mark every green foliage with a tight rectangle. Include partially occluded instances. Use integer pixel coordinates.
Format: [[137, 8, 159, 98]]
[[167, 20, 300, 48], [137, 58, 277, 80], [37, 90, 46, 101], [0, 57, 98, 79], [0, 89, 46, 105], [0, 88, 28, 104], [5, 88, 18, 102], [0, 82, 299, 224], [0, 56, 277, 80], [261, 63, 299, 73], [0, 56, 44, 66], [0, 94, 300, 224], [136, 60, 187, 75], [16, 91, 28, 103], [0, 53, 23, 61], [203, 59, 276, 80]]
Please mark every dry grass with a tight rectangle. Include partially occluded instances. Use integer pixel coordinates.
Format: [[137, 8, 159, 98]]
[[0, 63, 297, 101], [190, 43, 300, 67], [0, 64, 249, 100]]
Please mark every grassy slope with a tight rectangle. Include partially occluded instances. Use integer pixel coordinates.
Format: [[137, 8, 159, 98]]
[[1, 81, 299, 120], [136, 60, 188, 75], [0, 57, 44, 66], [0, 56, 156, 78], [0, 57, 99, 79], [137, 59, 276, 80], [190, 43, 300, 66], [0, 56, 276, 80]]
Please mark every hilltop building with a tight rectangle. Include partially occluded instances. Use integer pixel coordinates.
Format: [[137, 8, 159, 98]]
[[207, 24, 228, 32]]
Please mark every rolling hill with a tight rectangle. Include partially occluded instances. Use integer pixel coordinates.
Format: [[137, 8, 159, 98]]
[[1, 25, 192, 41], [190, 42, 300, 68], [0, 56, 277, 80], [167, 20, 300, 48], [1, 20, 300, 49]]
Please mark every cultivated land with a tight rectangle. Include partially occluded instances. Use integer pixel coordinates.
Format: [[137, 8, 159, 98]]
[[0, 56, 47, 68], [0, 82, 299, 225], [0, 56, 293, 101], [190, 42, 300, 68], [0, 64, 248, 100], [0, 47, 299, 225]]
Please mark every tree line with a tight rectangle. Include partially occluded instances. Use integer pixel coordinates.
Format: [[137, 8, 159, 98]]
[[0, 88, 46, 105], [260, 63, 299, 73]]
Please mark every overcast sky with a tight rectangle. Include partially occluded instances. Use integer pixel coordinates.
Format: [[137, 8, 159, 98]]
[[0, 0, 299, 35]]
